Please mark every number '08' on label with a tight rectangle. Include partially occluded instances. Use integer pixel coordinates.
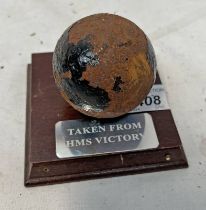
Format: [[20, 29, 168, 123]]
[[130, 84, 169, 113]]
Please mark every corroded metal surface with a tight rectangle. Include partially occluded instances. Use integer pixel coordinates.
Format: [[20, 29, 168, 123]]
[[53, 13, 156, 118]]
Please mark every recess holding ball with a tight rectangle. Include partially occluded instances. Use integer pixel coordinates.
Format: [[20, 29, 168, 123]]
[[53, 13, 156, 118]]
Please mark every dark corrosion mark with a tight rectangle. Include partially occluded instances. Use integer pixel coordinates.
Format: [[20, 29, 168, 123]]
[[102, 43, 109, 50], [62, 35, 99, 74], [112, 76, 124, 92], [53, 32, 110, 111], [62, 78, 110, 111], [146, 37, 157, 81], [117, 40, 132, 48]]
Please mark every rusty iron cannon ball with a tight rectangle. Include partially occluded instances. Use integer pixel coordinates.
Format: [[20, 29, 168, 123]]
[[53, 14, 156, 118]]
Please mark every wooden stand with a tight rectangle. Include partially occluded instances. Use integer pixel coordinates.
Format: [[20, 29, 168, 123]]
[[25, 52, 188, 187]]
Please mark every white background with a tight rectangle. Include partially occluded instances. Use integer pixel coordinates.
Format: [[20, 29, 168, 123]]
[[0, 0, 206, 209]]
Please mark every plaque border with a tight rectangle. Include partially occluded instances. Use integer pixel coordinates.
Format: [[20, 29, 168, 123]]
[[55, 113, 159, 159]]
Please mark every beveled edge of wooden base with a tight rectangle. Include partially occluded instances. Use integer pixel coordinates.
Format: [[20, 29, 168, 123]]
[[24, 145, 188, 187]]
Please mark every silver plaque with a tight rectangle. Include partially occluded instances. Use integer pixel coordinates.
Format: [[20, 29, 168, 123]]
[[55, 113, 159, 159]]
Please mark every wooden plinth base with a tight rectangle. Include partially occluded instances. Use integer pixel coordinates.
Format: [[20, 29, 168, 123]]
[[25, 52, 188, 187]]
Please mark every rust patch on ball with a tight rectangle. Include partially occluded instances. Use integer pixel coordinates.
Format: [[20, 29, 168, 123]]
[[53, 13, 156, 118]]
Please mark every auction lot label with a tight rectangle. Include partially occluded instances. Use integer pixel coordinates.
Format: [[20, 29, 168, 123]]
[[130, 84, 169, 113]]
